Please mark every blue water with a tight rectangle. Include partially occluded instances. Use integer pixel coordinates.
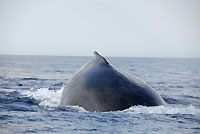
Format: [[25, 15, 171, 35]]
[[0, 55, 200, 134]]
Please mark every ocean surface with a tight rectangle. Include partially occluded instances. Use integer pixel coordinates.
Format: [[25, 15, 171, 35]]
[[0, 55, 200, 134]]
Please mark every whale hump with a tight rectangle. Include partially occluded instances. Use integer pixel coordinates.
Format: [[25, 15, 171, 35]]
[[60, 51, 166, 112], [94, 51, 109, 64]]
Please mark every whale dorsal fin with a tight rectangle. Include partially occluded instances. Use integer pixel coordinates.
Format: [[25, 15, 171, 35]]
[[94, 51, 109, 64]]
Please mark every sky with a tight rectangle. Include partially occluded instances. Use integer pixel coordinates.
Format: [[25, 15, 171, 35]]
[[0, 0, 200, 58]]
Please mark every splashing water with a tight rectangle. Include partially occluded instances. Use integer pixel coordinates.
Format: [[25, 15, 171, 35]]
[[1, 55, 200, 134], [19, 86, 88, 112], [123, 105, 200, 115], [20, 86, 64, 107], [18, 86, 200, 115]]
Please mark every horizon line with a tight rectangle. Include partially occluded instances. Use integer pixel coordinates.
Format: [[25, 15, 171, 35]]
[[0, 53, 199, 59]]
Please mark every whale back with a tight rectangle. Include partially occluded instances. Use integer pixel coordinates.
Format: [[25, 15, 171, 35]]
[[60, 51, 166, 112]]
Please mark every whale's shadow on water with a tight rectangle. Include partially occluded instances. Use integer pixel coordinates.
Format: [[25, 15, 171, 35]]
[[60, 51, 166, 112]]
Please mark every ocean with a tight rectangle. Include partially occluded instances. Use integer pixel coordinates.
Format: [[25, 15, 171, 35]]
[[0, 55, 200, 134]]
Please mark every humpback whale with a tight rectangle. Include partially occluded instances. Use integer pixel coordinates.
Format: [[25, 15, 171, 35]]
[[60, 51, 166, 112]]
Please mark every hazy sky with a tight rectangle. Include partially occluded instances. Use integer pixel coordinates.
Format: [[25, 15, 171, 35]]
[[0, 0, 200, 58]]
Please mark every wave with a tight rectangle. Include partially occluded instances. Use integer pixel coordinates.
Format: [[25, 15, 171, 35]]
[[22, 78, 40, 80], [17, 86, 200, 115], [19, 86, 88, 112], [0, 88, 17, 93], [19, 86, 64, 107], [122, 105, 200, 115]]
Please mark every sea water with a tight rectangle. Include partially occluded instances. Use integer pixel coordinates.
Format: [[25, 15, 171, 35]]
[[0, 55, 200, 134]]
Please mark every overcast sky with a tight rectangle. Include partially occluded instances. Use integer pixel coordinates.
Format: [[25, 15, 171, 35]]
[[0, 0, 200, 58]]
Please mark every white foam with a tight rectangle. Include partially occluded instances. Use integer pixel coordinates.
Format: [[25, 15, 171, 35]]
[[0, 88, 16, 93], [18, 86, 88, 112], [68, 105, 88, 112], [19, 87, 200, 115], [122, 105, 200, 115], [20, 86, 64, 107]]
